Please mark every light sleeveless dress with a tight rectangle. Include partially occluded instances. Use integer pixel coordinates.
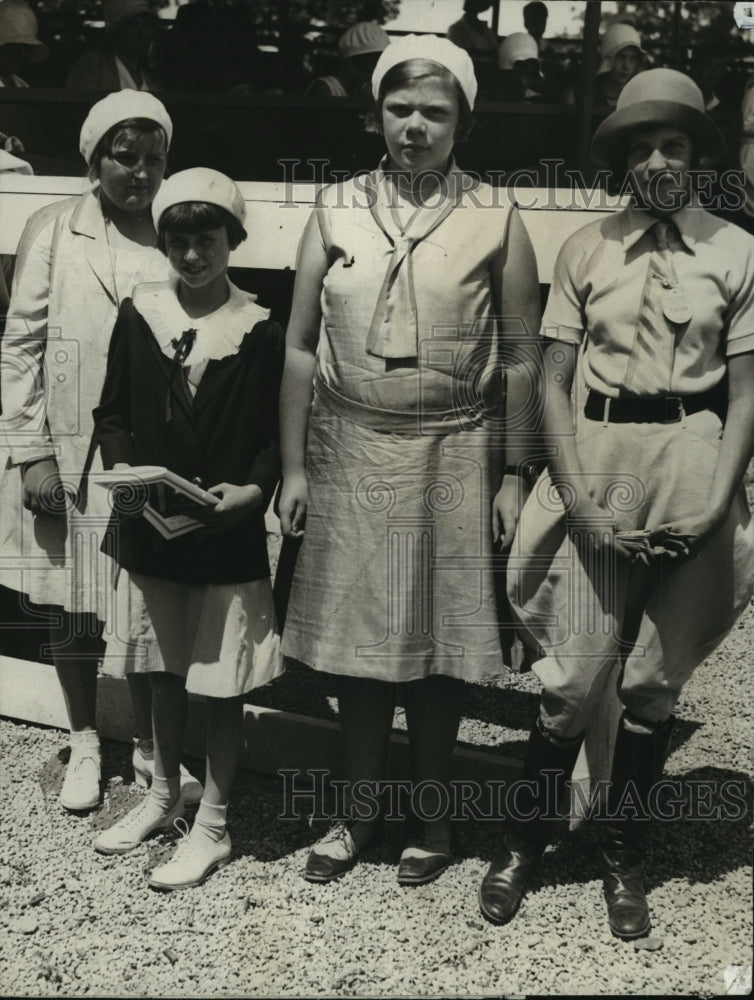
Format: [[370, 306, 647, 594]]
[[282, 168, 517, 682]]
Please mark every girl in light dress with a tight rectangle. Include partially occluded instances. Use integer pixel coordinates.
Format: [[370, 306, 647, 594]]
[[92, 168, 284, 890]]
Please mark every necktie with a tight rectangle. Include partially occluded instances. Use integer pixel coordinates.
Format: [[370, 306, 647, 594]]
[[624, 221, 676, 396], [166, 328, 197, 421], [364, 168, 464, 360]]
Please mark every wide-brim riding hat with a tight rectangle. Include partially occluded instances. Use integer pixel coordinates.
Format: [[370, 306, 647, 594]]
[[592, 68, 725, 163]]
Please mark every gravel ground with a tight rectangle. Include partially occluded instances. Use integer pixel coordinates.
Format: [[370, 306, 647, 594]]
[[1, 593, 752, 998]]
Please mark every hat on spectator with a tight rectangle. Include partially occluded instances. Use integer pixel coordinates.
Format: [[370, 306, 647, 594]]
[[152, 168, 247, 229], [338, 22, 390, 58], [79, 90, 173, 164], [598, 23, 645, 74], [104, 0, 156, 31], [0, 0, 49, 62], [372, 34, 477, 109], [498, 32, 539, 70], [591, 68, 725, 162]]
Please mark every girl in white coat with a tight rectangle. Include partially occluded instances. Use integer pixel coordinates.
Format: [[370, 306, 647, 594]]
[[0, 90, 200, 811]]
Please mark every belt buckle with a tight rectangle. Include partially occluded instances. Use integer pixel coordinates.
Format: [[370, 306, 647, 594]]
[[663, 396, 683, 422]]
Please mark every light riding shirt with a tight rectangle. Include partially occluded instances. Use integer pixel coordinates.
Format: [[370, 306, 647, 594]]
[[541, 203, 754, 397]]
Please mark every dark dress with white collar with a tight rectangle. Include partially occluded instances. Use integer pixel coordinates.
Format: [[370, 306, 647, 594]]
[[94, 279, 285, 697]]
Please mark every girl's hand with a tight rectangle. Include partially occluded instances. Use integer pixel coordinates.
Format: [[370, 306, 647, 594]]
[[197, 483, 263, 534], [0, 131, 25, 155], [278, 471, 308, 538], [22, 459, 67, 516], [492, 475, 529, 551], [567, 498, 634, 561], [651, 510, 725, 560]]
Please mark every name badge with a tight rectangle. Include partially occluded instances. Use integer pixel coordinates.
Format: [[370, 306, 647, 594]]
[[662, 287, 693, 325]]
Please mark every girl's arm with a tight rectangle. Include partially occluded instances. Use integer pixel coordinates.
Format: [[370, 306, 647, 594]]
[[491, 206, 542, 550], [243, 322, 286, 506], [1, 211, 55, 463], [655, 351, 754, 554], [541, 339, 632, 559], [205, 324, 287, 530], [278, 210, 328, 537], [1, 213, 60, 514], [92, 303, 137, 469]]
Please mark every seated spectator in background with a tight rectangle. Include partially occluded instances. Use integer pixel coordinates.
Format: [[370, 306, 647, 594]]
[[307, 21, 389, 97], [523, 0, 565, 96], [0, 1, 47, 156], [593, 23, 645, 107], [523, 0, 548, 51], [167, 0, 267, 93], [0, 0, 48, 87], [448, 1, 498, 95], [689, 41, 737, 115], [67, 0, 162, 91], [448, 0, 497, 54], [493, 32, 546, 102]]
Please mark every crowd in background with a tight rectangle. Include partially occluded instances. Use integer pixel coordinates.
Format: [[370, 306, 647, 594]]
[[2, 0, 754, 215], [0, 0, 750, 104]]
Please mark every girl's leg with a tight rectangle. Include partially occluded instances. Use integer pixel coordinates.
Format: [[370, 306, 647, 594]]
[[202, 695, 244, 809], [51, 613, 101, 733], [150, 671, 188, 789], [402, 674, 465, 851], [147, 695, 242, 891], [51, 613, 102, 811], [126, 674, 153, 742], [129, 677, 202, 802], [337, 674, 396, 845], [93, 670, 187, 856], [304, 676, 395, 882]]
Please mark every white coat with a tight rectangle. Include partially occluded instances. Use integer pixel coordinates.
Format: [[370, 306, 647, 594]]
[[0, 187, 169, 618]]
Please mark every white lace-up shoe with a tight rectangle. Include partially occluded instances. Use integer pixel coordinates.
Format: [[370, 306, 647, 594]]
[[148, 820, 231, 891], [132, 738, 203, 804], [60, 743, 101, 811], [94, 795, 184, 855]]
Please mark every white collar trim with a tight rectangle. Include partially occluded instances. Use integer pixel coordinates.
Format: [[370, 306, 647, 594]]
[[132, 278, 270, 364]]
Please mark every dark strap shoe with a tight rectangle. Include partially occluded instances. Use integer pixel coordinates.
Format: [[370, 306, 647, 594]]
[[602, 842, 651, 940], [397, 831, 451, 886], [478, 834, 543, 925]]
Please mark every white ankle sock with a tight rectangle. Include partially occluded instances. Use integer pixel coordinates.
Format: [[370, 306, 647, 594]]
[[150, 774, 180, 811], [69, 730, 100, 753], [194, 801, 227, 842]]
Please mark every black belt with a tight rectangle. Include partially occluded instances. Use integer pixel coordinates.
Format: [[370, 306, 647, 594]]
[[584, 388, 725, 424]]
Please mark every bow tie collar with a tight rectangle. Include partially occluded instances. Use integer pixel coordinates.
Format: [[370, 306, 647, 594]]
[[364, 159, 466, 361]]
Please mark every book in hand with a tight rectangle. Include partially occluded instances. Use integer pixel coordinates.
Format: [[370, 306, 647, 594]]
[[92, 466, 219, 540]]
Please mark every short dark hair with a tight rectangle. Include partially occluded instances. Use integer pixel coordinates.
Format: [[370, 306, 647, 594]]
[[157, 201, 247, 253], [365, 58, 475, 142], [88, 117, 168, 182]]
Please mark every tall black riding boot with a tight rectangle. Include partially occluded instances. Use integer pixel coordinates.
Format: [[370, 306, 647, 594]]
[[600, 714, 676, 940], [479, 715, 584, 925]]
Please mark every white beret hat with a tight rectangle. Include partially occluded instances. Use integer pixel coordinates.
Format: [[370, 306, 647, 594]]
[[498, 32, 539, 70], [339, 21, 390, 58], [79, 89, 172, 165], [151, 167, 247, 229], [372, 33, 477, 109]]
